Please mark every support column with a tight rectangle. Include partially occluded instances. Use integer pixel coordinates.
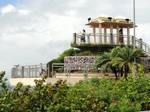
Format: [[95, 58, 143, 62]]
[[127, 27, 130, 45], [99, 24, 102, 44], [93, 27, 96, 44], [110, 26, 113, 44], [116, 27, 119, 44], [104, 28, 107, 44]]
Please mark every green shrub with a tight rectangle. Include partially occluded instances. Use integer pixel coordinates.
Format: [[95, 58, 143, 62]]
[[0, 72, 150, 112]]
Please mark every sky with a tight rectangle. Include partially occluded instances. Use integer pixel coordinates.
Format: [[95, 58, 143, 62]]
[[0, 0, 150, 77]]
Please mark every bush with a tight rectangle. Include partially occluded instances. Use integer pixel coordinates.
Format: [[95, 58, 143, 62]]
[[0, 72, 150, 112]]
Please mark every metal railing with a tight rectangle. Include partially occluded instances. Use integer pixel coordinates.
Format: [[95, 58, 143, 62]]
[[72, 33, 150, 56], [11, 63, 47, 78]]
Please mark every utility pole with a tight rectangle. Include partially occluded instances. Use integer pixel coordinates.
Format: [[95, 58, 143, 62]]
[[133, 0, 137, 78], [133, 0, 136, 48]]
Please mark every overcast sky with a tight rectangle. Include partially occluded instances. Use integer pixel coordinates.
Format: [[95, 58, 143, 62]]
[[0, 0, 150, 76]]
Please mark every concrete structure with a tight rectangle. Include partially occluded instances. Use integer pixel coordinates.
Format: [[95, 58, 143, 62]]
[[72, 16, 150, 55], [11, 16, 150, 86]]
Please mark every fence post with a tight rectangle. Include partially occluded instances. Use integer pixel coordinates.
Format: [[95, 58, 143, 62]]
[[83, 63, 88, 78], [139, 38, 143, 49], [52, 63, 54, 77], [132, 36, 134, 47], [21, 66, 24, 78], [73, 33, 77, 44], [28, 66, 31, 78]]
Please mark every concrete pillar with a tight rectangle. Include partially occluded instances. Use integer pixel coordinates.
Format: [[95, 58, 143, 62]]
[[127, 27, 130, 45], [110, 26, 113, 44], [104, 28, 107, 44], [99, 24, 102, 44], [116, 27, 119, 44], [93, 27, 96, 44]]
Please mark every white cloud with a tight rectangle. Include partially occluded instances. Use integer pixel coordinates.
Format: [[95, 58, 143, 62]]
[[18, 9, 30, 16], [1, 4, 16, 15], [1, 4, 31, 16]]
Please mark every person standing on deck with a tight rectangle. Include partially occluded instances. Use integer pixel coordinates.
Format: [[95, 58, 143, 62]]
[[81, 29, 86, 43], [119, 28, 124, 44]]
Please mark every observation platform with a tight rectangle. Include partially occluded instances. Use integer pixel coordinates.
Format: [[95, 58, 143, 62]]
[[71, 17, 150, 56]]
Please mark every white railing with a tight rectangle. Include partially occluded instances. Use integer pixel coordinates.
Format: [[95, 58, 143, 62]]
[[11, 64, 47, 78], [72, 33, 150, 56]]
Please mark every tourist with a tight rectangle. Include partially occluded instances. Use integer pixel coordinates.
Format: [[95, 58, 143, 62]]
[[119, 28, 124, 44], [81, 29, 86, 43]]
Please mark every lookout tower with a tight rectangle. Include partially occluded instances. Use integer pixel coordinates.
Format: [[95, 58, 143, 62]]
[[72, 16, 149, 53]]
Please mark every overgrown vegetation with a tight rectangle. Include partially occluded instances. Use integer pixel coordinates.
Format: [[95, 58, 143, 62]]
[[0, 71, 150, 112]]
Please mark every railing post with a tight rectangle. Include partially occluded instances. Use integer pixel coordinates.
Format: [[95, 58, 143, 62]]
[[104, 28, 107, 44], [21, 66, 24, 78], [145, 44, 147, 53], [28, 66, 31, 78], [47, 64, 49, 77], [93, 28, 96, 44], [127, 27, 130, 45], [139, 38, 143, 49], [35, 65, 37, 77], [31, 66, 33, 77], [52, 63, 54, 77], [116, 27, 119, 45], [99, 24, 102, 44], [73, 33, 77, 44], [132, 36, 134, 47], [110, 26, 113, 44], [87, 34, 90, 44]]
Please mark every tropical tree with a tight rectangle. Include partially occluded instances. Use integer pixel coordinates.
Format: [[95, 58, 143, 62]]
[[96, 47, 121, 79], [111, 46, 144, 78], [96, 46, 144, 79]]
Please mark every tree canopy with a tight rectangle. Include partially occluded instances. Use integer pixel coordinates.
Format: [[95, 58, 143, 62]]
[[96, 46, 144, 79], [0, 71, 150, 111]]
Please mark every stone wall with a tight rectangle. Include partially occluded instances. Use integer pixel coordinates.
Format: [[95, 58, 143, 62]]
[[64, 56, 97, 70]]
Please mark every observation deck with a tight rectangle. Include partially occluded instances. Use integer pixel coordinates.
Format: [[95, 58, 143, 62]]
[[71, 17, 150, 55]]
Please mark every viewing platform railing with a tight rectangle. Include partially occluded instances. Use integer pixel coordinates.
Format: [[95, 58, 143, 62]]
[[11, 63, 47, 78], [72, 33, 150, 56]]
